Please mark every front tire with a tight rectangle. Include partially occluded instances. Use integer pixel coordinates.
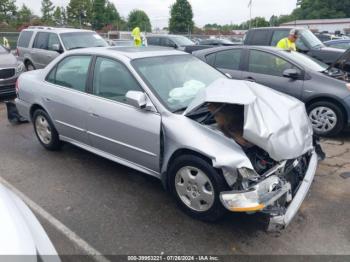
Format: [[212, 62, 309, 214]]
[[168, 154, 228, 222], [307, 101, 344, 136], [33, 109, 62, 150]]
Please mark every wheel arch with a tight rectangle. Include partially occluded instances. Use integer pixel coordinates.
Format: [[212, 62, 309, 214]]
[[29, 104, 47, 121], [161, 148, 218, 191]]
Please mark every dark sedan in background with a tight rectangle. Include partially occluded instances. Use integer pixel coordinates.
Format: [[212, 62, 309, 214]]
[[324, 39, 350, 50], [0, 45, 24, 96], [193, 46, 350, 136], [198, 38, 237, 46]]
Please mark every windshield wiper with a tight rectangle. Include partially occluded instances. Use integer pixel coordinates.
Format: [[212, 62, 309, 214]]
[[173, 107, 187, 113], [68, 46, 85, 50]]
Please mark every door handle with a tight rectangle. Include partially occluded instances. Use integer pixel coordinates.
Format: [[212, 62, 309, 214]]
[[245, 77, 256, 82]]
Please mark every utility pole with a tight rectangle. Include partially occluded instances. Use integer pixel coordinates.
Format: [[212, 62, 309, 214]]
[[248, 0, 253, 29]]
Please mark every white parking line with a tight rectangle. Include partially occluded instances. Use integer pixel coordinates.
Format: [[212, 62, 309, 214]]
[[0, 176, 110, 262]]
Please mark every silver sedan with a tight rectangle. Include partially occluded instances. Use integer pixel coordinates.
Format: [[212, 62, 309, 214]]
[[16, 46, 320, 231]]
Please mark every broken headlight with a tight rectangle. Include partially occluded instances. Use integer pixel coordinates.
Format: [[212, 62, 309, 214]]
[[237, 167, 260, 182]]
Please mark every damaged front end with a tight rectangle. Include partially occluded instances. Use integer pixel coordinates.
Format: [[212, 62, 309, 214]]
[[184, 79, 323, 231], [220, 149, 318, 231]]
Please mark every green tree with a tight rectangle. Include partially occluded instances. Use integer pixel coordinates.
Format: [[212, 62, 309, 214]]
[[292, 0, 350, 19], [92, 0, 105, 30], [41, 0, 55, 24], [169, 0, 194, 34], [17, 4, 32, 24], [104, 1, 120, 25], [127, 9, 151, 32], [53, 6, 62, 25], [0, 0, 17, 23], [67, 0, 92, 27]]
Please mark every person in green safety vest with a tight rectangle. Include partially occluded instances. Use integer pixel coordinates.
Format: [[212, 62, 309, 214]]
[[131, 27, 142, 47], [276, 29, 299, 51]]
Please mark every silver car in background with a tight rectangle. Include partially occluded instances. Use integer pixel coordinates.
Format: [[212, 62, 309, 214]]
[[16, 47, 319, 230], [16, 26, 108, 71], [0, 44, 24, 96]]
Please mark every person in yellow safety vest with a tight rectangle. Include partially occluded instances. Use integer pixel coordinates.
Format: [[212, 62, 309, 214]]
[[131, 27, 142, 47], [2, 37, 10, 49], [276, 29, 299, 51]]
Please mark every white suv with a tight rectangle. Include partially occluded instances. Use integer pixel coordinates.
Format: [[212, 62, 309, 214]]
[[17, 26, 108, 71]]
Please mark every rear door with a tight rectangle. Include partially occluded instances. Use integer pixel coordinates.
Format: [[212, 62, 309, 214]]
[[44, 55, 92, 144], [17, 30, 34, 60], [85, 56, 161, 173], [206, 48, 244, 79], [242, 49, 304, 99]]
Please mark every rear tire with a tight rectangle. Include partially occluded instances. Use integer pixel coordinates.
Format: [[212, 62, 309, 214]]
[[33, 109, 62, 151], [168, 154, 228, 222], [307, 101, 344, 136]]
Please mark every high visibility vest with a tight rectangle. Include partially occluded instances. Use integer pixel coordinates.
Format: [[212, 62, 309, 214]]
[[276, 37, 296, 51], [3, 37, 10, 49]]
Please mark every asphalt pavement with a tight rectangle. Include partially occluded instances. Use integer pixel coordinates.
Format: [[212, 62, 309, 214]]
[[0, 100, 349, 258]]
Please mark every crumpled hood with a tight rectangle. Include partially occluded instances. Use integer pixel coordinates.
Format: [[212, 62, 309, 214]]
[[184, 79, 314, 161]]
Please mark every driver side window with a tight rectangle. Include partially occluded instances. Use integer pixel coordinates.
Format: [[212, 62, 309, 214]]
[[92, 57, 142, 104], [248, 50, 298, 77]]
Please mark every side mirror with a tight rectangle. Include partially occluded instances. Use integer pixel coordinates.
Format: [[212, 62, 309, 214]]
[[283, 68, 300, 79], [126, 91, 158, 112], [52, 44, 63, 53]]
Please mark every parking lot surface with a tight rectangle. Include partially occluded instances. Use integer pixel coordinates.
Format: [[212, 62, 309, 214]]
[[0, 100, 349, 256]]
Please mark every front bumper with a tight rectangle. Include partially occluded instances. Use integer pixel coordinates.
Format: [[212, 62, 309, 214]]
[[0, 77, 17, 96], [220, 150, 318, 231]]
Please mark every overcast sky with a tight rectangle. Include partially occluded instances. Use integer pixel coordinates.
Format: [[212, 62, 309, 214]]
[[16, 0, 298, 28]]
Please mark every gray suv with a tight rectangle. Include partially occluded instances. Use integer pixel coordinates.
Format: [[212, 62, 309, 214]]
[[17, 26, 108, 71]]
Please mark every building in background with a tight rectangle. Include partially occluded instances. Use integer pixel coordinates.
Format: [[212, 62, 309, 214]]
[[281, 18, 350, 34]]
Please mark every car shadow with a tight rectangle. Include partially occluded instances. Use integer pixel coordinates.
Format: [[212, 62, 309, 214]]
[[60, 142, 269, 236]]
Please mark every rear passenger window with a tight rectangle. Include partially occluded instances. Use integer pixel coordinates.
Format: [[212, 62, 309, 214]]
[[47, 56, 91, 92], [17, 31, 33, 48], [250, 30, 271, 45], [92, 57, 142, 103], [214, 49, 241, 70], [33, 32, 49, 50]]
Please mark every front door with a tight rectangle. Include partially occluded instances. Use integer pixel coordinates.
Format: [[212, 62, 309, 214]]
[[242, 49, 304, 99], [86, 57, 161, 173]]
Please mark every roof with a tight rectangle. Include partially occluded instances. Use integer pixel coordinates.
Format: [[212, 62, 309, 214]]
[[23, 27, 93, 33], [70, 46, 187, 60], [193, 45, 284, 56], [281, 18, 350, 26]]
